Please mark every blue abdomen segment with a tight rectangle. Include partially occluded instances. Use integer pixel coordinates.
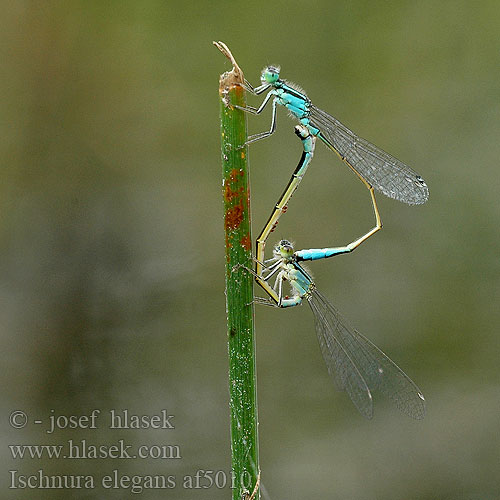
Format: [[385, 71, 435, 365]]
[[295, 246, 350, 261], [294, 149, 314, 177], [302, 118, 320, 136], [303, 140, 314, 154]]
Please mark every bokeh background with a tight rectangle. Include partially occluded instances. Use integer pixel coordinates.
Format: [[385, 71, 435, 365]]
[[1, 1, 499, 499]]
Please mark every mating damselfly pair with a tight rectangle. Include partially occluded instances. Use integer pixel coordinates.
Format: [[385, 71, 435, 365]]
[[237, 63, 428, 420]]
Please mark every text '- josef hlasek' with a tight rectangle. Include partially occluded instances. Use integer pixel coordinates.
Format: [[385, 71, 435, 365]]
[[38, 409, 175, 434]]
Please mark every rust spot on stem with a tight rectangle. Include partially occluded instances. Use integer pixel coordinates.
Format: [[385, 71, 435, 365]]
[[225, 199, 245, 230], [240, 233, 251, 251], [225, 183, 243, 203], [229, 168, 241, 184]]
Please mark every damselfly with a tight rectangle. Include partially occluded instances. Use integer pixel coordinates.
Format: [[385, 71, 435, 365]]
[[239, 66, 429, 205], [256, 239, 426, 419]]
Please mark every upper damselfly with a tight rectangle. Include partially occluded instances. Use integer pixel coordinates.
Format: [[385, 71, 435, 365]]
[[239, 66, 429, 205]]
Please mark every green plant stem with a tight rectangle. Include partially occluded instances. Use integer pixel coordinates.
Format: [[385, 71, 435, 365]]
[[215, 41, 259, 500]]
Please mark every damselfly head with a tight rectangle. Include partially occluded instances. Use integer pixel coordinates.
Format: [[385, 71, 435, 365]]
[[274, 239, 294, 259], [261, 66, 280, 84]]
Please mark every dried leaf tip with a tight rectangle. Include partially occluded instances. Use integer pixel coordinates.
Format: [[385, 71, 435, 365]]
[[214, 41, 245, 93]]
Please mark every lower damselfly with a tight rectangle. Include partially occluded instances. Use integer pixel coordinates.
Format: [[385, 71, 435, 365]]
[[254, 239, 426, 420]]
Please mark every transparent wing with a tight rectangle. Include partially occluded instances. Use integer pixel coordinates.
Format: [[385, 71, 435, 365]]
[[308, 288, 426, 419], [308, 289, 374, 418], [309, 105, 429, 205]]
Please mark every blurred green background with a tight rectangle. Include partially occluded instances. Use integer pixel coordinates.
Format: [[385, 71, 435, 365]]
[[1, 1, 499, 499]]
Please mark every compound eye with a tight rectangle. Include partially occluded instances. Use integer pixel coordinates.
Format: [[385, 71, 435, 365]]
[[262, 66, 280, 83]]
